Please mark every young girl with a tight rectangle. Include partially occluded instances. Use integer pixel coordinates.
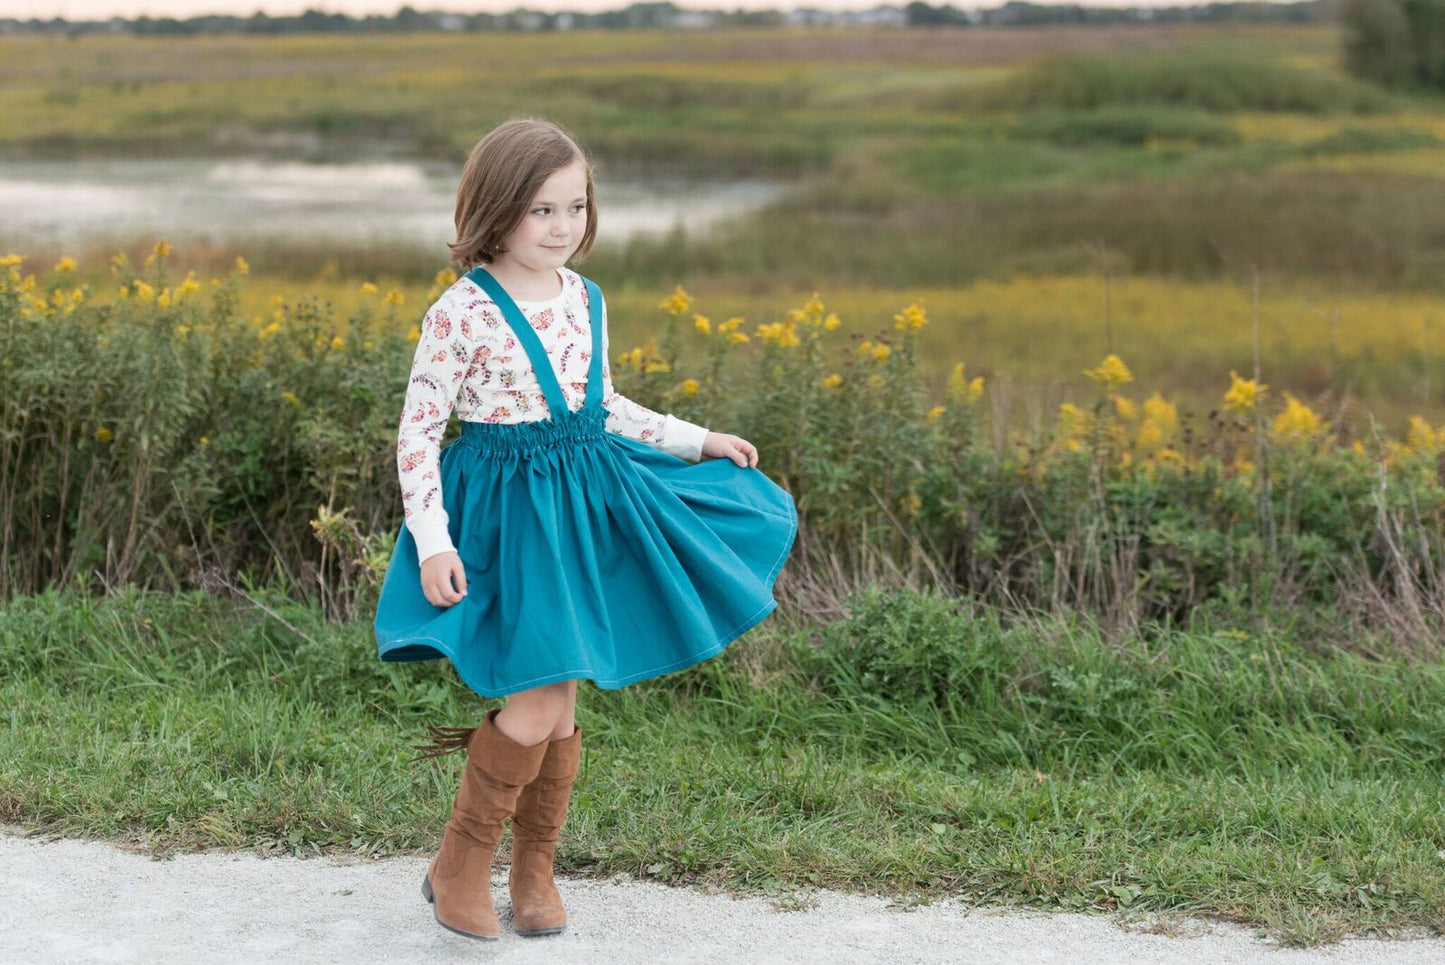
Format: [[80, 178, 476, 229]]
[[372, 117, 798, 942]]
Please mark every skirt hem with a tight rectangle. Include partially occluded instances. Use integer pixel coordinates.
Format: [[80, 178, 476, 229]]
[[377, 495, 797, 699]]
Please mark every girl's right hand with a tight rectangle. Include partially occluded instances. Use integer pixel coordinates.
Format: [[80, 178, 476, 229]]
[[420, 551, 468, 607]]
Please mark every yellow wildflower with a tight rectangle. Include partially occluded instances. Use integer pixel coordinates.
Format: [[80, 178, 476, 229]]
[[803, 292, 825, 319], [1137, 392, 1177, 451], [1112, 394, 1138, 421], [434, 267, 457, 287], [262, 321, 281, 337], [408, 325, 421, 343], [756, 321, 800, 348], [382, 289, 403, 307], [872, 343, 891, 362], [234, 255, 250, 275], [693, 314, 711, 335], [659, 286, 691, 315], [157, 288, 173, 308], [1223, 370, 1266, 412], [361, 282, 378, 294], [174, 324, 191, 338], [946, 362, 969, 400], [281, 390, 301, 406], [95, 426, 113, 443], [331, 336, 345, 350], [967, 376, 984, 402], [898, 492, 922, 516], [1058, 402, 1093, 439], [153, 239, 173, 259], [1143, 392, 1177, 433], [199, 435, 209, 446], [679, 378, 700, 397], [133, 280, 155, 303], [118, 284, 130, 299], [1083, 354, 1133, 390], [1406, 415, 1441, 453], [727, 332, 749, 345], [822, 312, 840, 331], [822, 373, 842, 388], [177, 271, 200, 296], [54, 256, 77, 273], [109, 252, 127, 274], [927, 405, 946, 421], [892, 301, 927, 332], [0, 254, 24, 268], [1270, 392, 1321, 441], [719, 316, 744, 333]]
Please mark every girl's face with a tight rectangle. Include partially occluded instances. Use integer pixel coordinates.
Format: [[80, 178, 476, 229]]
[[496, 158, 590, 278]]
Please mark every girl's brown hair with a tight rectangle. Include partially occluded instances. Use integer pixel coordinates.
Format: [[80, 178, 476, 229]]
[[449, 118, 598, 269]]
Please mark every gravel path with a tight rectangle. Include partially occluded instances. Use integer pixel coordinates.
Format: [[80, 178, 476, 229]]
[[3, 825, 1441, 964]]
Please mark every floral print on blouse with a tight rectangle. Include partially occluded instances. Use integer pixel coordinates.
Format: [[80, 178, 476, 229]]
[[396, 266, 710, 565]]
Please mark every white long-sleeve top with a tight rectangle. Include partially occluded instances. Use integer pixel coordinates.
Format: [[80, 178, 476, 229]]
[[396, 265, 711, 565]]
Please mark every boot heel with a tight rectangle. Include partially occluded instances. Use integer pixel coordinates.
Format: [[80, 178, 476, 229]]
[[421, 873, 434, 904]]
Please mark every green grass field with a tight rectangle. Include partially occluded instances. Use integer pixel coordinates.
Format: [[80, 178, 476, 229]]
[[2, 584, 1442, 947]]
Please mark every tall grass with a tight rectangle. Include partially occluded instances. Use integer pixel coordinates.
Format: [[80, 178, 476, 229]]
[[4, 248, 1445, 653]]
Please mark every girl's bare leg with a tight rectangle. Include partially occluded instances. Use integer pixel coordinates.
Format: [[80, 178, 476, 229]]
[[551, 679, 578, 740], [494, 680, 577, 745]]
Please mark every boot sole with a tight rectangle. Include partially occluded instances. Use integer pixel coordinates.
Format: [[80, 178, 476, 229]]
[[421, 872, 500, 942], [515, 923, 567, 937]]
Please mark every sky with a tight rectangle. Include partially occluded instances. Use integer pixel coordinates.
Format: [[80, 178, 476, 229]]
[[6, 0, 1218, 19]]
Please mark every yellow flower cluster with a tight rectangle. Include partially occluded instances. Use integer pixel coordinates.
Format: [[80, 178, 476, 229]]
[[679, 378, 700, 397], [858, 339, 891, 363], [1083, 354, 1133, 390], [659, 286, 692, 315], [1269, 392, 1321, 441], [822, 373, 842, 388], [619, 340, 670, 374], [893, 301, 927, 332], [946, 362, 984, 403], [1224, 370, 1266, 412], [755, 320, 800, 347]]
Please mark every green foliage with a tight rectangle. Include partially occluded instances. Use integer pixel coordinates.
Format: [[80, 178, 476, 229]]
[[1343, 0, 1445, 91], [945, 50, 1400, 114], [1008, 105, 1244, 147]]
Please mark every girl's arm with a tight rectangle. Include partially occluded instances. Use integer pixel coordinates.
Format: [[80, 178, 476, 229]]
[[597, 292, 709, 461], [395, 297, 473, 565]]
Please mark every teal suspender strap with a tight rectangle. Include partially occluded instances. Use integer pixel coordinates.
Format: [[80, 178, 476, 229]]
[[464, 266, 569, 419], [581, 276, 605, 411]]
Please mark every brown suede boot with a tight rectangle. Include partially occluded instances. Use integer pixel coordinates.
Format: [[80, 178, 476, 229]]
[[507, 722, 583, 937], [414, 708, 548, 942]]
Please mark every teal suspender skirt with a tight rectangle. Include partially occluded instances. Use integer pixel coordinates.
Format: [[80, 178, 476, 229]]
[[373, 267, 798, 698]]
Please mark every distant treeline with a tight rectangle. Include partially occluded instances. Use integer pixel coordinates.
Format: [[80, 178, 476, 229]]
[[0, 0, 1332, 37]]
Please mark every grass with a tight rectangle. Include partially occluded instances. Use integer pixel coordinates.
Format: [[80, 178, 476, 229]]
[[1, 582, 1442, 947]]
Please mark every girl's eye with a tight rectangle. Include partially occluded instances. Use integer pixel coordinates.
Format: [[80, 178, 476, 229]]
[[532, 203, 587, 215]]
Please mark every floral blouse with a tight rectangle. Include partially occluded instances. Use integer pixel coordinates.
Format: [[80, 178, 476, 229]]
[[396, 266, 710, 565]]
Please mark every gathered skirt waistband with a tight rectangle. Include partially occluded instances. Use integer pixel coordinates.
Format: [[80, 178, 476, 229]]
[[455, 406, 608, 457]]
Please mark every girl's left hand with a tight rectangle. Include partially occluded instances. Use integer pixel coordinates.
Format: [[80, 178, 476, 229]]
[[702, 431, 759, 469]]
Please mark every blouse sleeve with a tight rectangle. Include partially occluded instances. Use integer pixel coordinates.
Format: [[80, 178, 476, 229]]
[[597, 290, 709, 462], [396, 297, 473, 566]]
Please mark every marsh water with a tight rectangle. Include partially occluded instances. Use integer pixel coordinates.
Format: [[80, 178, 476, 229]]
[[0, 156, 788, 251]]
